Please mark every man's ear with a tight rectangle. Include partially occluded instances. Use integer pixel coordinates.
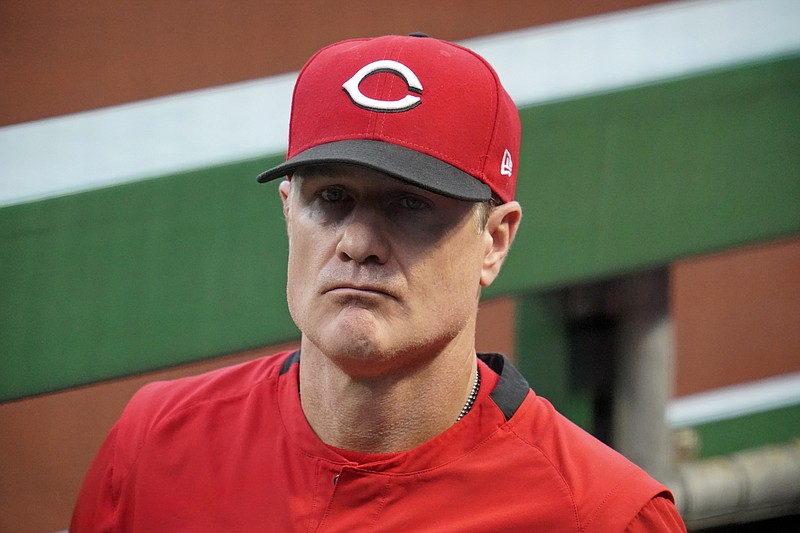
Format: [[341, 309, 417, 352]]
[[480, 201, 522, 288], [279, 180, 292, 235], [279, 179, 291, 206]]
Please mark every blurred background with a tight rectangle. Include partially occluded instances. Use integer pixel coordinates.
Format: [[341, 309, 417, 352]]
[[1, 0, 798, 531]]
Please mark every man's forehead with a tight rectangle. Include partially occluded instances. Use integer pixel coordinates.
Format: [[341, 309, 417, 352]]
[[293, 163, 391, 181]]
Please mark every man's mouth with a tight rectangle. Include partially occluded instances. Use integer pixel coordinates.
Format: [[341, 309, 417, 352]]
[[325, 283, 396, 300]]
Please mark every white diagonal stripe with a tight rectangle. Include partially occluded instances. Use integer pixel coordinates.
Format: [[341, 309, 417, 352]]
[[667, 372, 800, 427]]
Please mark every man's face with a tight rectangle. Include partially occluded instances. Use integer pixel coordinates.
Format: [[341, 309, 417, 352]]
[[280, 164, 496, 377]]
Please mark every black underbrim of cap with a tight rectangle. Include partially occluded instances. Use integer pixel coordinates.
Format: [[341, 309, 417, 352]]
[[256, 139, 491, 201]]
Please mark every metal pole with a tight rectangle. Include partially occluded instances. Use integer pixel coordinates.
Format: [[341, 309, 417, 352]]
[[613, 269, 675, 482]]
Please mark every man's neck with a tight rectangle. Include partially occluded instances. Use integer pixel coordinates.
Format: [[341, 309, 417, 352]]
[[298, 339, 478, 454]]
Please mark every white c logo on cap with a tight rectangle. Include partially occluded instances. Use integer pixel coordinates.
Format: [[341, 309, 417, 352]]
[[342, 60, 422, 112]]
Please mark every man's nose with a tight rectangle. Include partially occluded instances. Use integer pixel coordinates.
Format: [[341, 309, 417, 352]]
[[335, 205, 390, 264]]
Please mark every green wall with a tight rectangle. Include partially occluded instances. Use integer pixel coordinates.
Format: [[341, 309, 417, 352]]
[[1, 55, 799, 402], [494, 54, 800, 295]]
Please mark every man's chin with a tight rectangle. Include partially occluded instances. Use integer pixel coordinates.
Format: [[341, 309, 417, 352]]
[[324, 332, 384, 363], [310, 328, 404, 377]]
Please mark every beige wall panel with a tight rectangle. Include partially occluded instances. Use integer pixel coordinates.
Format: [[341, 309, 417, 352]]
[[477, 296, 516, 360], [672, 237, 800, 397]]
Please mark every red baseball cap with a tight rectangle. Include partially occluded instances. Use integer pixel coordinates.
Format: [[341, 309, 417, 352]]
[[257, 33, 520, 203]]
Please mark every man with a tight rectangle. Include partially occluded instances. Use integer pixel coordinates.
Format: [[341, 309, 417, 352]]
[[72, 34, 685, 531]]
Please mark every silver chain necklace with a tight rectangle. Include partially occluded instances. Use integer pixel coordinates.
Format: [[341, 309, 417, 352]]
[[456, 368, 481, 422]]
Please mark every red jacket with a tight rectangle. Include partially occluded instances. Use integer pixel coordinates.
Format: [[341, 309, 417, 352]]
[[72, 351, 685, 532]]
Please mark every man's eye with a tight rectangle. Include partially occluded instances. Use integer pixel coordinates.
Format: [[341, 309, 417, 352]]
[[319, 187, 345, 202], [399, 196, 429, 210]]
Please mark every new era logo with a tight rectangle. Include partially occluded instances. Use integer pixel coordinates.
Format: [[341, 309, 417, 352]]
[[500, 149, 513, 177]]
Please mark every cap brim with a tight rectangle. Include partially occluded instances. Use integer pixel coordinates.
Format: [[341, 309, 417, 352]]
[[256, 139, 491, 201]]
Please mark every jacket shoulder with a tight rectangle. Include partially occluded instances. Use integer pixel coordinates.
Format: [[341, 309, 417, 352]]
[[508, 393, 673, 531], [116, 350, 296, 449]]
